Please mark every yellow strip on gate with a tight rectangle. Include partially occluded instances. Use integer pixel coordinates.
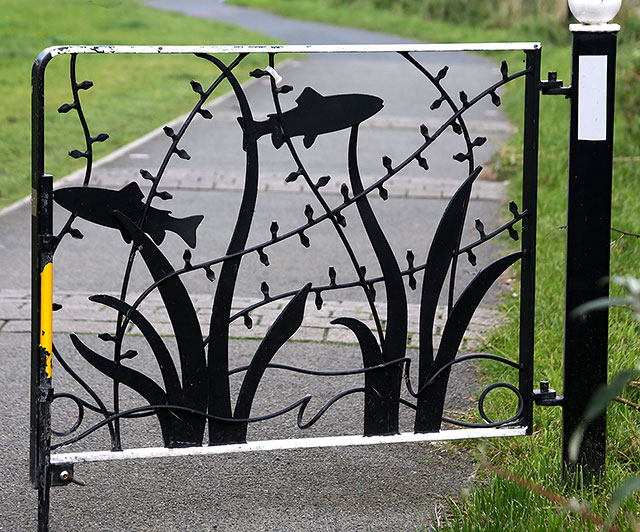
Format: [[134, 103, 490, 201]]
[[40, 261, 53, 379]]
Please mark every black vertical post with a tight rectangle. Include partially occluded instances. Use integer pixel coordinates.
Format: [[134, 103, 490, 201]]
[[520, 48, 541, 435], [32, 49, 55, 532], [562, 27, 618, 481]]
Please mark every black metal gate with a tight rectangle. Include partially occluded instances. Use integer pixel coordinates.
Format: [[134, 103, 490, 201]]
[[31, 43, 541, 529]]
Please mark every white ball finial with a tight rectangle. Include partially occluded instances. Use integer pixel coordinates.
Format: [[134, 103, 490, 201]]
[[568, 0, 622, 24]]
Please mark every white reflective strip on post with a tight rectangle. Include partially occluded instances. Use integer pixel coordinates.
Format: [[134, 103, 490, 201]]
[[578, 55, 608, 141]]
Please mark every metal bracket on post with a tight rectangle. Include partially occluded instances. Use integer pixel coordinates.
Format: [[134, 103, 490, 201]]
[[50, 463, 86, 487], [540, 71, 572, 97], [533, 381, 564, 407]]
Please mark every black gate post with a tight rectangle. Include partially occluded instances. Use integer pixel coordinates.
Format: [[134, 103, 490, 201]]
[[562, 1, 620, 482], [32, 49, 55, 532]]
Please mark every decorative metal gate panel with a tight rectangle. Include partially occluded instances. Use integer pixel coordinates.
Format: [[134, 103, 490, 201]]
[[31, 43, 540, 527]]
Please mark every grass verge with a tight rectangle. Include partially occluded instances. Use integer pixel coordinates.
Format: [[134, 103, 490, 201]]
[[230, 1, 640, 529], [0, 0, 280, 209]]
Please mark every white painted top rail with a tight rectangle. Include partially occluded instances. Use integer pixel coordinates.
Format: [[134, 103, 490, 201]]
[[40, 42, 541, 59]]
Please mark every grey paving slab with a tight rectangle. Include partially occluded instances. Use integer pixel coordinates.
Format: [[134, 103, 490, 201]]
[[0, 289, 501, 352], [88, 166, 507, 202]]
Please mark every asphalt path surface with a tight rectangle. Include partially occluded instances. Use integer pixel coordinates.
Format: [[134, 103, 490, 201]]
[[0, 2, 525, 530]]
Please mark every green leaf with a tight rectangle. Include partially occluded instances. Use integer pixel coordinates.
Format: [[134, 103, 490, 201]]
[[611, 276, 640, 321], [567, 424, 586, 463], [609, 476, 640, 519], [583, 369, 639, 424], [570, 296, 633, 319], [612, 275, 640, 297]]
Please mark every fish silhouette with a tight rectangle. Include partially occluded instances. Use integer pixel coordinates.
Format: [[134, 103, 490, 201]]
[[238, 87, 384, 149], [54, 183, 203, 248]]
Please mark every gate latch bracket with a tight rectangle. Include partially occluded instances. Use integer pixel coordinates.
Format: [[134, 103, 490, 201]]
[[533, 380, 564, 406], [540, 72, 572, 97], [50, 462, 86, 487]]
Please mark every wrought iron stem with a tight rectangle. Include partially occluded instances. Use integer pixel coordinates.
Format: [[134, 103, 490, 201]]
[[266, 53, 386, 345]]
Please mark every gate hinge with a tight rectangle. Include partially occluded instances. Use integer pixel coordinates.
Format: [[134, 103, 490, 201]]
[[540, 72, 572, 97], [533, 380, 564, 406]]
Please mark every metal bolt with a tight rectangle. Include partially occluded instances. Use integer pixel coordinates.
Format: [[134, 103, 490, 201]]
[[57, 469, 86, 486], [540, 381, 550, 393]]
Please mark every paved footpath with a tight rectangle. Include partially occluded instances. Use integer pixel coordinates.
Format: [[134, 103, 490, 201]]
[[0, 2, 520, 530]]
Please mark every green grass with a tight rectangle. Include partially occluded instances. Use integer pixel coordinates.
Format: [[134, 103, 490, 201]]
[[0, 0, 281, 209], [486, 43, 640, 530], [230, 0, 576, 45], [230, 0, 640, 530]]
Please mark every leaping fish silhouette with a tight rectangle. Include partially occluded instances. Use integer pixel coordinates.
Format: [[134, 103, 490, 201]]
[[54, 183, 204, 248], [238, 87, 384, 149]]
